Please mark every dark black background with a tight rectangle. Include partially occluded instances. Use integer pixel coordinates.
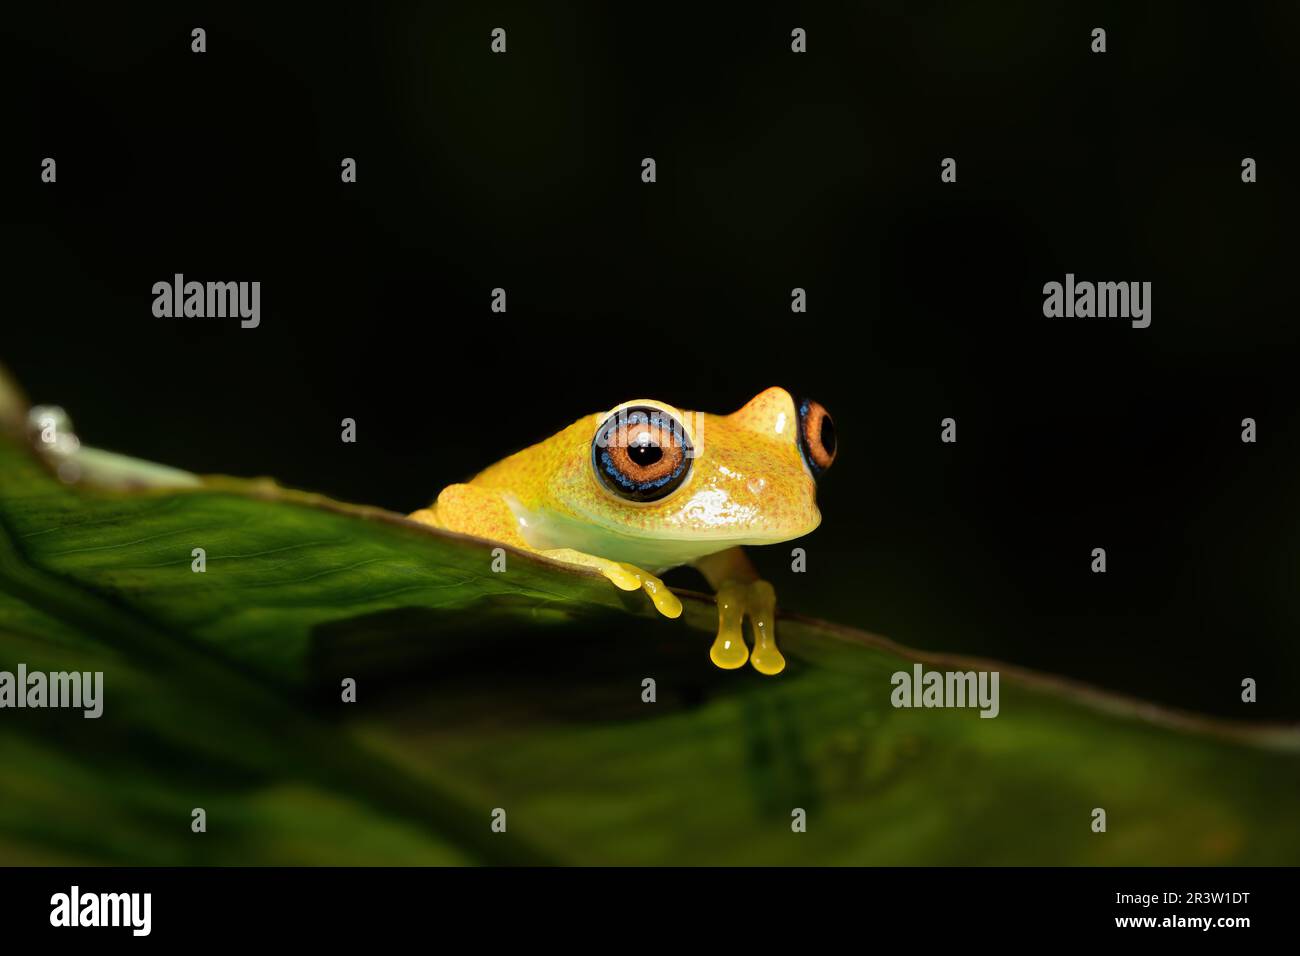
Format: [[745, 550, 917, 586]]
[[4, 3, 1298, 718]]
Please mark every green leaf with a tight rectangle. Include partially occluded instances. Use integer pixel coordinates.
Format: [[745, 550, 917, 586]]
[[0, 377, 1297, 865]]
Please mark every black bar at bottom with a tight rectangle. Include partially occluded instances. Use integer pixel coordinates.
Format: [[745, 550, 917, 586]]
[[0, 866, 1289, 942]]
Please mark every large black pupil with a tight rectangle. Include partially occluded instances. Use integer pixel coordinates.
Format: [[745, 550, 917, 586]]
[[819, 416, 837, 456], [628, 443, 663, 467]]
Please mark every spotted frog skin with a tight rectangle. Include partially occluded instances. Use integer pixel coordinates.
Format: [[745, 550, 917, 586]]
[[409, 387, 836, 675]]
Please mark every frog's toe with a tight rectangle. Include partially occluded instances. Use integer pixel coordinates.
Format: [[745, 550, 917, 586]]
[[745, 580, 785, 676], [616, 562, 682, 618], [709, 582, 750, 669], [587, 557, 680, 617], [596, 561, 644, 592], [708, 579, 785, 675], [539, 548, 681, 618]]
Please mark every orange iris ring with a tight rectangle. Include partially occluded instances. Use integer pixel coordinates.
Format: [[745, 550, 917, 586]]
[[798, 398, 836, 474], [592, 407, 694, 501]]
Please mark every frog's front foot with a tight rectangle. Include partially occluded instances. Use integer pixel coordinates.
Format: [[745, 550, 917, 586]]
[[709, 579, 785, 676], [541, 548, 682, 619]]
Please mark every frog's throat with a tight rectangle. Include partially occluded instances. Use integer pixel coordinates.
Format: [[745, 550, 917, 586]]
[[503, 495, 816, 572]]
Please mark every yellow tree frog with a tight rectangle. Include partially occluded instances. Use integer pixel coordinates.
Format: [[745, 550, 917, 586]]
[[409, 387, 836, 675]]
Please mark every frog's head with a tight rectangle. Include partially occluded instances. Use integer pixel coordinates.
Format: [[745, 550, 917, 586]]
[[559, 387, 834, 551]]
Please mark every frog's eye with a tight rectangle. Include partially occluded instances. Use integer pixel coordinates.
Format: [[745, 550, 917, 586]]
[[592, 406, 694, 502], [797, 398, 837, 476]]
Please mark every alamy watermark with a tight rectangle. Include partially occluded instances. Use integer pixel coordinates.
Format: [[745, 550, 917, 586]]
[[0, 664, 103, 718], [891, 663, 999, 718], [592, 405, 706, 459], [50, 886, 150, 936], [1043, 274, 1151, 328], [152, 274, 260, 328]]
